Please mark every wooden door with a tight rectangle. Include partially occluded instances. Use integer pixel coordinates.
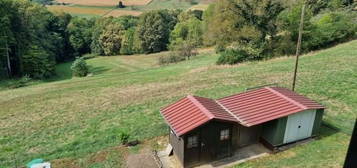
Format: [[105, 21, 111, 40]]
[[200, 131, 211, 163], [217, 127, 232, 159], [185, 133, 201, 165]]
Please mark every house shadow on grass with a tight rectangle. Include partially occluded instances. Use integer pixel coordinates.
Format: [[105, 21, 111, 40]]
[[318, 121, 341, 139]]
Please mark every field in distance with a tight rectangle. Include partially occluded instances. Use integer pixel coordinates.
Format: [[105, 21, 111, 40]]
[[56, 0, 152, 6], [47, 0, 214, 17], [47, 5, 143, 17]]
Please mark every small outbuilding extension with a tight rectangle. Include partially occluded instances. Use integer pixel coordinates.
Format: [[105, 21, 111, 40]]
[[160, 87, 325, 168]]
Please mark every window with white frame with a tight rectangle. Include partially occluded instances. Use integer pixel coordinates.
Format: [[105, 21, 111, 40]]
[[187, 135, 198, 148], [220, 129, 230, 140]]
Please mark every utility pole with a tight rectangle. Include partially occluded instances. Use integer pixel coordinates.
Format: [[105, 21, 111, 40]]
[[292, 3, 305, 91]]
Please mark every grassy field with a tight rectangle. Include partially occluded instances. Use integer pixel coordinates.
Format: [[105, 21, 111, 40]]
[[47, 0, 216, 17], [47, 5, 110, 17], [0, 41, 356, 167]]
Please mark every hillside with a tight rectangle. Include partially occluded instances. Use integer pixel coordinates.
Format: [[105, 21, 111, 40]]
[[0, 41, 356, 167]]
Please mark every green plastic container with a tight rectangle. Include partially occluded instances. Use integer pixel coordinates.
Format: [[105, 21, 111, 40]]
[[26, 159, 44, 168]]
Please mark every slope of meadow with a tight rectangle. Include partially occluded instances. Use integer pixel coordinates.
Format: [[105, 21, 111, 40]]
[[0, 41, 356, 167]]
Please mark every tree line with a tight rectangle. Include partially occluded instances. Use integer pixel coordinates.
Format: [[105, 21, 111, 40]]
[[1, 0, 356, 79]]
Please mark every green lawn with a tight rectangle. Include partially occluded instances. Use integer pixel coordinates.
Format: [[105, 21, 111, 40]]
[[0, 41, 356, 167]]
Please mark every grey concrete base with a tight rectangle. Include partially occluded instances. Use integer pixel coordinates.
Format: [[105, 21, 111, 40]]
[[158, 143, 270, 168], [276, 137, 315, 152], [197, 143, 270, 168]]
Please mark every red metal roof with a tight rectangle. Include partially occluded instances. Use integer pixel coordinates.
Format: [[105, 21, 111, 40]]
[[160, 87, 324, 136], [193, 96, 237, 122], [160, 95, 235, 136], [217, 87, 325, 127]]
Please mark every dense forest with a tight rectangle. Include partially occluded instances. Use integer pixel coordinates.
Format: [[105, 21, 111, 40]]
[[0, 0, 356, 79]]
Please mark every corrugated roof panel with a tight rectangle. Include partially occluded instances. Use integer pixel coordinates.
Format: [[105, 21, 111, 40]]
[[193, 96, 237, 122], [160, 96, 210, 136], [160, 95, 237, 136], [218, 87, 324, 127]]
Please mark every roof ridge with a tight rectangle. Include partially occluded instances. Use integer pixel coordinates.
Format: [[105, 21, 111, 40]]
[[265, 87, 308, 110], [215, 100, 247, 126], [187, 95, 215, 119]]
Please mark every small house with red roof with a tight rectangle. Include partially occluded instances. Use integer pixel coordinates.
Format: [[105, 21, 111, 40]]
[[160, 87, 325, 167]]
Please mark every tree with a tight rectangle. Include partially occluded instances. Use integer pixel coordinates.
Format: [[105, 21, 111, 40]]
[[99, 22, 125, 56], [91, 17, 113, 55], [0, 0, 62, 78], [67, 17, 94, 56], [47, 12, 73, 62], [118, 1, 125, 8], [202, 1, 242, 46], [174, 42, 198, 60], [22, 45, 56, 79], [136, 10, 179, 53], [0, 16, 13, 77], [91, 16, 138, 56], [228, 0, 284, 43], [203, 0, 284, 59], [169, 13, 203, 50], [278, 2, 314, 49], [120, 28, 136, 55]]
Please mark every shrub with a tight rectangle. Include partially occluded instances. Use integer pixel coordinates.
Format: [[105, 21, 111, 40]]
[[118, 1, 125, 8], [189, 0, 198, 5], [215, 44, 225, 53], [278, 6, 357, 53], [119, 131, 130, 145], [273, 34, 296, 56], [71, 57, 89, 77], [174, 42, 198, 60], [216, 49, 248, 65], [9, 75, 31, 89], [306, 11, 357, 50], [158, 52, 185, 65]]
